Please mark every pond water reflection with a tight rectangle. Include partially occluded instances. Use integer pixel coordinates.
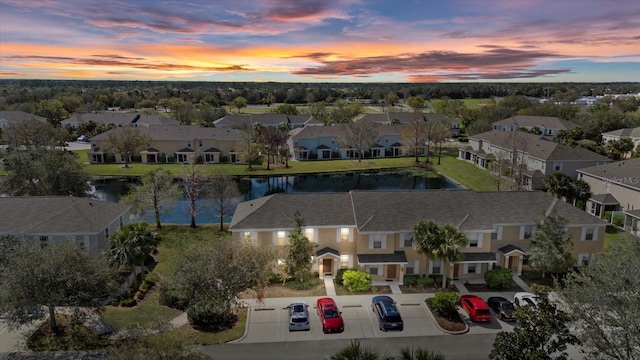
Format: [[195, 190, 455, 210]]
[[92, 171, 461, 225]]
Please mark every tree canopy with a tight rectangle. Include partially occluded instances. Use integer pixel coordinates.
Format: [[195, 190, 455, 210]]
[[527, 211, 574, 278], [101, 127, 152, 168], [413, 220, 468, 288]]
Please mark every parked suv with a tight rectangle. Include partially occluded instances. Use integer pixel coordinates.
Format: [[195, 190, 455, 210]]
[[316, 297, 344, 333], [460, 295, 492, 322], [287, 301, 310, 331], [371, 295, 403, 331]]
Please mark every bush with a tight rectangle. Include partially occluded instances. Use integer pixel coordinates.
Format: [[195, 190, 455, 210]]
[[187, 301, 236, 332], [119, 298, 137, 308], [336, 268, 357, 286], [428, 292, 460, 318], [342, 270, 372, 292], [484, 266, 513, 289], [604, 211, 625, 227], [403, 275, 419, 286], [416, 276, 435, 287], [268, 272, 283, 284], [158, 287, 189, 310], [286, 278, 320, 291]]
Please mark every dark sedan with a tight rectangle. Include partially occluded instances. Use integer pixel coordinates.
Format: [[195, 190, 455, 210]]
[[487, 296, 516, 321]]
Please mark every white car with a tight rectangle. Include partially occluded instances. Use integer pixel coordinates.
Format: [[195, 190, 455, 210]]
[[514, 292, 540, 307], [286, 301, 310, 331]]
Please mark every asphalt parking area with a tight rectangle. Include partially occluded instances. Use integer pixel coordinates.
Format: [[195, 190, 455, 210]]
[[238, 299, 444, 343]]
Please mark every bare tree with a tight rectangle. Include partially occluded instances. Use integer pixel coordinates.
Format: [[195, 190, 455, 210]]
[[181, 159, 208, 228], [431, 117, 451, 165], [507, 132, 530, 190], [101, 127, 151, 168], [401, 115, 426, 163], [237, 123, 262, 170], [340, 122, 379, 162], [208, 169, 240, 232], [120, 168, 181, 229]]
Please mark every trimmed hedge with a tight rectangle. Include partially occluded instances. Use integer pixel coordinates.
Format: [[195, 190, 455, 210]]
[[484, 266, 513, 289]]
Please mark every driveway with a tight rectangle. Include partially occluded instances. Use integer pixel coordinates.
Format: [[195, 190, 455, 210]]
[[236, 293, 516, 344]]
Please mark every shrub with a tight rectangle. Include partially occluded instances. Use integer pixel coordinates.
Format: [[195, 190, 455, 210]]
[[342, 270, 372, 292], [286, 278, 320, 291], [187, 301, 236, 332], [119, 298, 137, 308], [403, 275, 419, 287], [158, 287, 189, 310], [428, 292, 460, 318], [336, 268, 357, 286], [604, 211, 625, 227], [268, 272, 283, 284], [416, 276, 435, 287], [484, 266, 513, 289]]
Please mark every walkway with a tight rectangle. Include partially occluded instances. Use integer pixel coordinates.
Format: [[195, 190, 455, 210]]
[[511, 273, 532, 292], [323, 275, 337, 296]]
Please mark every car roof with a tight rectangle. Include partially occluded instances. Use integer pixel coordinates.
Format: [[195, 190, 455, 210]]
[[372, 295, 394, 303], [462, 295, 489, 309], [488, 296, 510, 302], [317, 297, 337, 306]]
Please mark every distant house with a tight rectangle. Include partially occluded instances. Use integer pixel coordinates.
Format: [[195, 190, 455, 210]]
[[89, 125, 244, 164], [359, 112, 460, 137], [492, 115, 576, 137], [0, 111, 47, 128], [230, 190, 607, 284], [61, 112, 179, 129], [0, 196, 131, 256], [288, 124, 406, 160], [460, 130, 611, 190], [214, 114, 322, 129], [577, 159, 640, 234], [601, 127, 640, 158]]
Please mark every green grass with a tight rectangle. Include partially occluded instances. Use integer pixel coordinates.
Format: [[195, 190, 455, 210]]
[[431, 156, 498, 191], [157, 307, 247, 345], [460, 98, 494, 109], [604, 225, 629, 248], [102, 291, 182, 330]]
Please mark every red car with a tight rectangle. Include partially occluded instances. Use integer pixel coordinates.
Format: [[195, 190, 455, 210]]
[[316, 297, 344, 333], [460, 295, 492, 322]]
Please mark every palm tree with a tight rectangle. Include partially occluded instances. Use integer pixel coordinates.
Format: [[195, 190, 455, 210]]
[[544, 172, 573, 201], [414, 221, 468, 289], [330, 340, 394, 360], [107, 222, 159, 290], [398, 347, 446, 360], [568, 179, 591, 208]]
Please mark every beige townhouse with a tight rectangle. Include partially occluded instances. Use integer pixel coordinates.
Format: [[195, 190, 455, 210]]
[[229, 190, 607, 285]]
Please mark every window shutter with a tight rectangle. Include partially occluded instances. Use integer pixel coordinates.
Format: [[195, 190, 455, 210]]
[[497, 226, 503, 240], [477, 236, 483, 248], [272, 232, 277, 245], [336, 228, 341, 243], [593, 227, 598, 241], [463, 264, 469, 274], [349, 229, 353, 242], [519, 226, 525, 240]]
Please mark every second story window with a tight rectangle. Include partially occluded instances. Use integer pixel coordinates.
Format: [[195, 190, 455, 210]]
[[522, 225, 535, 239], [583, 227, 595, 241], [277, 231, 286, 245], [340, 228, 349, 242]]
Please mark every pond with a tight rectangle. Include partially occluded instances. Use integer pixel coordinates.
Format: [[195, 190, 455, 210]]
[[92, 170, 462, 225]]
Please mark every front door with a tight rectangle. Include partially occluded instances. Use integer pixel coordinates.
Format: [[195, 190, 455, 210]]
[[453, 264, 459, 279], [323, 259, 332, 276], [508, 256, 517, 272], [387, 265, 397, 279]]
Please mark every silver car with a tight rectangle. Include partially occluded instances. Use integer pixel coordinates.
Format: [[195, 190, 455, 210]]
[[287, 301, 310, 331]]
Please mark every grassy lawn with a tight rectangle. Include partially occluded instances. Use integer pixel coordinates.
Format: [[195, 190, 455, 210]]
[[102, 291, 182, 330], [460, 98, 494, 109], [156, 307, 247, 345], [27, 314, 113, 351], [604, 225, 629, 248], [431, 156, 498, 191]]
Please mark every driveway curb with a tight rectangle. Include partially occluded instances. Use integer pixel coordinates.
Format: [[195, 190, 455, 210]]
[[424, 301, 469, 335]]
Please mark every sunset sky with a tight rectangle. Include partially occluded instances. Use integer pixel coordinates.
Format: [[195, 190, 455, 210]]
[[1, 0, 639, 83]]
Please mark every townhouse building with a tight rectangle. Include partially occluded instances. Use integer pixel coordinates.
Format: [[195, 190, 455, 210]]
[[492, 115, 576, 137], [230, 190, 607, 285], [359, 112, 460, 137], [0, 196, 131, 256], [0, 110, 47, 128], [89, 125, 244, 164], [61, 112, 179, 129], [460, 130, 611, 190], [214, 114, 322, 129], [601, 127, 640, 158]]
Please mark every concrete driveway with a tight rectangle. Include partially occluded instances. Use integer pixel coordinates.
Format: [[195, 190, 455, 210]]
[[236, 292, 516, 344]]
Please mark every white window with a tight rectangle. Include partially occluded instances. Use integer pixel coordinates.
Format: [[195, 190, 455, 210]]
[[277, 231, 287, 245], [605, 181, 611, 192], [582, 227, 596, 241], [369, 234, 386, 249], [491, 231, 498, 240], [553, 162, 562, 171], [590, 202, 597, 215], [406, 260, 418, 275], [465, 264, 477, 274], [338, 228, 350, 242], [340, 255, 349, 268], [305, 228, 316, 243], [401, 233, 414, 248], [430, 260, 443, 275], [521, 225, 535, 239], [365, 265, 379, 275], [578, 254, 593, 266]]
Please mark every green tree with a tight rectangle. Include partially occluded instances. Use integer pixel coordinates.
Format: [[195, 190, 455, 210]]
[[1, 148, 92, 197], [340, 121, 379, 162], [568, 179, 591, 208], [560, 235, 640, 360], [2, 118, 66, 150], [428, 292, 460, 318], [527, 211, 574, 278], [107, 222, 159, 290], [484, 266, 513, 289], [36, 99, 69, 127], [544, 172, 574, 202], [208, 169, 240, 232], [605, 137, 635, 160], [0, 241, 117, 333], [120, 168, 181, 229], [284, 212, 315, 282], [407, 96, 425, 111], [234, 234, 280, 304], [385, 92, 400, 107], [272, 103, 299, 115], [305, 101, 330, 124], [101, 127, 152, 168], [414, 221, 468, 288], [490, 289, 579, 360], [342, 270, 372, 292], [232, 96, 247, 113]]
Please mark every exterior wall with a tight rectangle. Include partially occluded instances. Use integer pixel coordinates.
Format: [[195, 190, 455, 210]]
[[568, 225, 606, 266], [296, 137, 340, 157], [579, 173, 640, 213]]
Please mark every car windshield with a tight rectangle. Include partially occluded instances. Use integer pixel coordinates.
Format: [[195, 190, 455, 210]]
[[291, 304, 305, 313], [501, 302, 515, 311], [384, 315, 402, 323], [324, 309, 340, 318], [523, 298, 538, 306], [291, 317, 307, 323]]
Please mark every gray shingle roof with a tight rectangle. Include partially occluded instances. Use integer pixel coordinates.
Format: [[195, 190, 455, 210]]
[[459, 252, 497, 262], [0, 111, 47, 125], [63, 112, 139, 126], [92, 125, 243, 142], [602, 127, 640, 138], [577, 158, 640, 191], [471, 130, 610, 162], [357, 251, 407, 264], [230, 190, 608, 232], [316, 247, 340, 257], [498, 245, 525, 255], [0, 197, 130, 234], [589, 193, 620, 205], [493, 115, 576, 130]]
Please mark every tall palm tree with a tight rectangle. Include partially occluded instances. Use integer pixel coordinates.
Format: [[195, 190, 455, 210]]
[[414, 221, 468, 289], [398, 347, 446, 360], [569, 179, 591, 208], [107, 222, 158, 290], [544, 172, 573, 201]]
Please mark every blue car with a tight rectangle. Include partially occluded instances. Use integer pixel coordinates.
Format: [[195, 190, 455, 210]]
[[371, 295, 403, 331]]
